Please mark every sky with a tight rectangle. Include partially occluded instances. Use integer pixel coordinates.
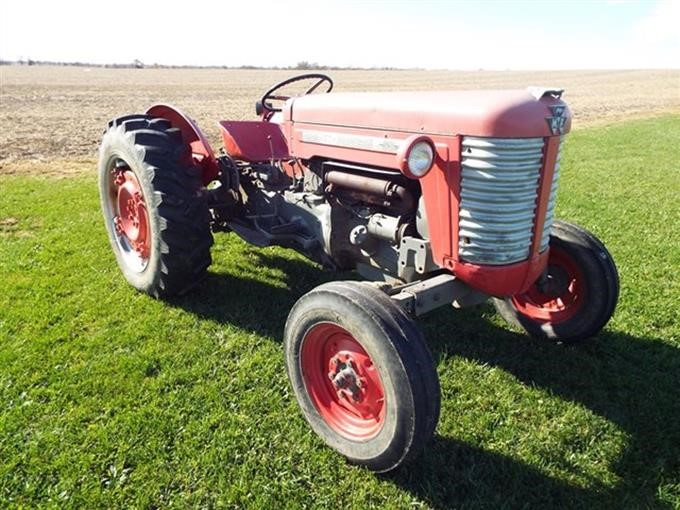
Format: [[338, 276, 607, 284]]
[[0, 0, 678, 69]]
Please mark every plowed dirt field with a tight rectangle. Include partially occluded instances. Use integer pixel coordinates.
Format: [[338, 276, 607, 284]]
[[1, 66, 678, 173]]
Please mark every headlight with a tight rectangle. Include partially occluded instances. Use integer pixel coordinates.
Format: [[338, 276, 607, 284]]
[[397, 135, 435, 179], [407, 142, 434, 177]]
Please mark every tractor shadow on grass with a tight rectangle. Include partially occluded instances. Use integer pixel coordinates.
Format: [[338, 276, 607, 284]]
[[170, 249, 679, 509], [393, 307, 680, 509], [387, 437, 609, 508], [169, 249, 346, 340]]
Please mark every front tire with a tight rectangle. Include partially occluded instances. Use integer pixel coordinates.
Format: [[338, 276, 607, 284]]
[[98, 114, 213, 298], [493, 220, 619, 342], [284, 281, 440, 472]]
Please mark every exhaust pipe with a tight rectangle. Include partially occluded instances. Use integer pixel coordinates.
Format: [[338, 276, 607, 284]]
[[324, 170, 414, 212]]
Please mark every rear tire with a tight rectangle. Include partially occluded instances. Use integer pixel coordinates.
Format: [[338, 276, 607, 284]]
[[493, 220, 619, 342], [284, 281, 440, 472], [98, 114, 213, 297]]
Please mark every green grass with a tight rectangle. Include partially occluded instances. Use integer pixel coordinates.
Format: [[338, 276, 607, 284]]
[[1, 115, 679, 509]]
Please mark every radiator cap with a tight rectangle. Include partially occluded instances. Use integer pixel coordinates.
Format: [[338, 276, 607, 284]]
[[527, 87, 564, 100]]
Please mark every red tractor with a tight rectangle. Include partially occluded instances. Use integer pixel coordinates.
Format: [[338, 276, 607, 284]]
[[98, 74, 619, 472]]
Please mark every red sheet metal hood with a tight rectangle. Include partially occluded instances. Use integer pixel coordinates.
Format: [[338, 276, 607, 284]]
[[287, 89, 571, 138]]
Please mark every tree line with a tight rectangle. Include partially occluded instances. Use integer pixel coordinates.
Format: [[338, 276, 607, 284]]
[[0, 59, 404, 71]]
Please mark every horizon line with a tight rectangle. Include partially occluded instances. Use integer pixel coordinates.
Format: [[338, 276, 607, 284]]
[[2, 59, 679, 73]]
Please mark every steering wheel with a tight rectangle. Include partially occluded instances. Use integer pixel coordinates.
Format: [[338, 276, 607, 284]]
[[260, 73, 333, 113]]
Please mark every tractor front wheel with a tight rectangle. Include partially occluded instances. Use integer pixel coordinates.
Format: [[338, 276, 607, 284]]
[[98, 115, 213, 298], [493, 220, 619, 342], [284, 281, 440, 472]]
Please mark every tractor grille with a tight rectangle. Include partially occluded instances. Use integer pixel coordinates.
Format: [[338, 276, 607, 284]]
[[459, 136, 548, 265]]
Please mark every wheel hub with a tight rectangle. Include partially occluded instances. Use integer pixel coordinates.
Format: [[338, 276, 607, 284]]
[[328, 355, 365, 403], [537, 264, 571, 297]]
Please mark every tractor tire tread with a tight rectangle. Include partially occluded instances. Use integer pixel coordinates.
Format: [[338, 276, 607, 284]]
[[98, 113, 213, 298]]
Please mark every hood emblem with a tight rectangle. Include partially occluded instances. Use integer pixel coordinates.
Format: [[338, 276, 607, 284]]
[[546, 105, 567, 135]]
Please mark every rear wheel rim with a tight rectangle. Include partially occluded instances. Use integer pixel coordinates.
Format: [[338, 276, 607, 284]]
[[511, 246, 585, 323], [105, 158, 150, 272], [300, 323, 386, 440]]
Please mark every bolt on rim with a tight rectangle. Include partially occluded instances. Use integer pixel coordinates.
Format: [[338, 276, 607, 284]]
[[300, 322, 386, 440]]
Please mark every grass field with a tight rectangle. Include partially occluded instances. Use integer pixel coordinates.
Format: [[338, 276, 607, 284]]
[[1, 81, 679, 509]]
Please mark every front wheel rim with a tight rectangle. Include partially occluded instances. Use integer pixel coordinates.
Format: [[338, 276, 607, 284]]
[[511, 247, 585, 323], [105, 159, 151, 272], [300, 323, 386, 440]]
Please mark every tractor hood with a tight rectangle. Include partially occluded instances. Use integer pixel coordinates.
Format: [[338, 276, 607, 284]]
[[285, 89, 571, 138]]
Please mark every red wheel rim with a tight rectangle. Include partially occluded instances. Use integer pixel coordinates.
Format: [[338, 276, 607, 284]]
[[300, 323, 386, 440], [511, 246, 585, 323], [107, 161, 151, 271]]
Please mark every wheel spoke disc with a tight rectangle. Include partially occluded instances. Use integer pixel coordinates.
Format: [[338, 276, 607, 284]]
[[511, 247, 585, 323], [107, 162, 150, 271], [301, 323, 386, 440]]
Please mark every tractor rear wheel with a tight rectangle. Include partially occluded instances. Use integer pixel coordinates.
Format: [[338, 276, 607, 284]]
[[284, 281, 440, 472], [493, 220, 619, 342], [98, 114, 213, 298]]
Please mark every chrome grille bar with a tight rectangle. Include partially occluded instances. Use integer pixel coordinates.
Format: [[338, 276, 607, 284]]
[[459, 136, 545, 265]]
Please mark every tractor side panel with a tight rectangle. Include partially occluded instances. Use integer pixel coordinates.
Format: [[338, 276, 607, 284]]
[[288, 122, 415, 170], [418, 138, 458, 268]]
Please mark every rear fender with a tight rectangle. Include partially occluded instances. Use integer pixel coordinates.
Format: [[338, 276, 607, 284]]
[[146, 104, 219, 185]]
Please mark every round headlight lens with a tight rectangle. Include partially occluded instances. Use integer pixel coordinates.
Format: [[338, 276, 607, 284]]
[[407, 142, 434, 177]]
